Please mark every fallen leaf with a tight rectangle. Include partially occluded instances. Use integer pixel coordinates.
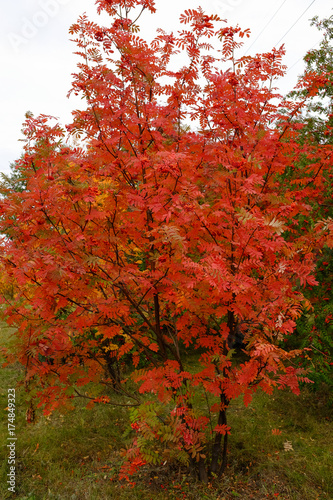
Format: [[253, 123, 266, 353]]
[[283, 440, 294, 452]]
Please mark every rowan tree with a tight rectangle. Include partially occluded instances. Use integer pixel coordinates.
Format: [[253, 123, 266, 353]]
[[0, 0, 331, 481]]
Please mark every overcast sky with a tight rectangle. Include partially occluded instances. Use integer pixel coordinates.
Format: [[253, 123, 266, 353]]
[[1, 0, 331, 175]]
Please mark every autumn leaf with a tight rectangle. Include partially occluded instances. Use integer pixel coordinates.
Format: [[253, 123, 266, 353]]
[[283, 440, 294, 452]]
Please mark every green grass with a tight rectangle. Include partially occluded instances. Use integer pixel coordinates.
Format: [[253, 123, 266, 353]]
[[1, 321, 332, 499], [226, 388, 332, 499]]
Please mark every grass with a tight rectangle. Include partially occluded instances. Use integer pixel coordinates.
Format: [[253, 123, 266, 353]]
[[0, 321, 332, 499], [227, 387, 332, 499]]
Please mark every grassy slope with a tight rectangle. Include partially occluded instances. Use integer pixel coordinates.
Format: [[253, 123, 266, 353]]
[[0, 321, 332, 500]]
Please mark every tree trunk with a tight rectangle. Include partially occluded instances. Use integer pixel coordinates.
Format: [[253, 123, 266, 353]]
[[210, 393, 228, 476], [219, 431, 228, 476], [197, 457, 209, 483]]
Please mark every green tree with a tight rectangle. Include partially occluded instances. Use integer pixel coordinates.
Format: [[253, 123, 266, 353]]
[[287, 15, 333, 403]]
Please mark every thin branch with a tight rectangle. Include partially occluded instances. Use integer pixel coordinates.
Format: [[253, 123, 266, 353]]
[[73, 388, 140, 407]]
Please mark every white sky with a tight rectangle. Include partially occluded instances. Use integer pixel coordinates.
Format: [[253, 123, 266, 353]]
[[1, 0, 331, 175]]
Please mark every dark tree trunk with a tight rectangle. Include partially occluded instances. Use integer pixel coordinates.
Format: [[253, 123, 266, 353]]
[[105, 353, 121, 388], [210, 393, 229, 476], [197, 456, 209, 483], [219, 431, 228, 476]]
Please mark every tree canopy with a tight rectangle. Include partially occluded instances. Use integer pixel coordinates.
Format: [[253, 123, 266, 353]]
[[1, 0, 332, 481]]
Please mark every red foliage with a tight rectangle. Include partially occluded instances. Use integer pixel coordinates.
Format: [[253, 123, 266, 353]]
[[0, 0, 331, 481]]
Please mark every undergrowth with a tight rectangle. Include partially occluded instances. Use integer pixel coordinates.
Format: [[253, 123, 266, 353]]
[[1, 322, 332, 499]]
